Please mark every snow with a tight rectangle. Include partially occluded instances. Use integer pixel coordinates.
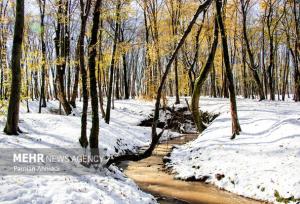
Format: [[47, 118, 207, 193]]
[[1, 97, 299, 203], [166, 97, 300, 203], [0, 99, 159, 204]]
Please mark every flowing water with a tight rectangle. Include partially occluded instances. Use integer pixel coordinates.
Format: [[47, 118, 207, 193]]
[[120, 134, 265, 204]]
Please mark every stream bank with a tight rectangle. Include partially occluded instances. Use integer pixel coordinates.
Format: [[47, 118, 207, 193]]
[[119, 134, 264, 204]]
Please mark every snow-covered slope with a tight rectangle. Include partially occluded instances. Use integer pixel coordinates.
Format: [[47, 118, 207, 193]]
[[0, 99, 157, 204], [166, 97, 300, 203]]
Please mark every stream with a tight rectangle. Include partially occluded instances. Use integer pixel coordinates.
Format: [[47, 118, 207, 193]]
[[120, 134, 264, 204]]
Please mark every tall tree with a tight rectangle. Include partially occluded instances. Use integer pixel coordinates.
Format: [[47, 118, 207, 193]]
[[167, 0, 182, 104], [291, 0, 300, 101], [107, 0, 212, 166], [215, 0, 241, 137], [105, 0, 121, 124], [191, 16, 219, 132], [240, 0, 265, 101], [54, 0, 72, 114], [4, 0, 24, 135], [78, 0, 91, 148], [38, 0, 47, 113], [88, 0, 101, 156]]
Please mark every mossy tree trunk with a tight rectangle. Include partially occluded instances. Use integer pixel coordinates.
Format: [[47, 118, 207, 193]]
[[191, 17, 219, 133]]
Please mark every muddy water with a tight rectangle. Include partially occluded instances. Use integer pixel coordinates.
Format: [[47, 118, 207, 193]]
[[120, 135, 264, 204]]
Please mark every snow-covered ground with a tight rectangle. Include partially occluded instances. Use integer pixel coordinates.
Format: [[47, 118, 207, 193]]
[[166, 97, 300, 203], [0, 99, 160, 204], [1, 97, 299, 203]]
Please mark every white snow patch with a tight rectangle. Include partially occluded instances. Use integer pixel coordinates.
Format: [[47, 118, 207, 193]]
[[167, 97, 300, 203], [0, 99, 160, 203]]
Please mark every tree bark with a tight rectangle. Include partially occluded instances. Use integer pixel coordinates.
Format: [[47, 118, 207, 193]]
[[105, 0, 121, 124], [98, 18, 106, 118], [54, 0, 72, 115], [215, 0, 241, 137], [292, 0, 300, 101], [38, 0, 47, 113], [191, 17, 218, 132], [78, 0, 91, 148], [122, 53, 129, 99], [88, 0, 102, 157], [4, 0, 24, 135], [240, 0, 265, 100]]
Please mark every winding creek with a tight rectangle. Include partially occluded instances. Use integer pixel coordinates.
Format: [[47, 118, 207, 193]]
[[120, 134, 264, 204]]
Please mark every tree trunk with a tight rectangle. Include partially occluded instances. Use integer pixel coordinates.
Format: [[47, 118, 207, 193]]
[[98, 19, 106, 118], [191, 17, 218, 132], [122, 52, 129, 99], [210, 64, 217, 97], [38, 0, 47, 113], [105, 0, 121, 124], [115, 67, 120, 100], [54, 0, 72, 115], [174, 57, 180, 104], [242, 44, 248, 98], [78, 0, 91, 148], [4, 0, 24, 135], [70, 40, 80, 108], [88, 0, 102, 157], [215, 0, 241, 137], [240, 0, 265, 100], [292, 0, 300, 101]]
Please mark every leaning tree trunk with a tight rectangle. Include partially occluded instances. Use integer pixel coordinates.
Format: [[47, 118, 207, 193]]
[[4, 0, 24, 135], [88, 0, 101, 157], [191, 17, 218, 133], [106, 0, 212, 166], [215, 0, 241, 137]]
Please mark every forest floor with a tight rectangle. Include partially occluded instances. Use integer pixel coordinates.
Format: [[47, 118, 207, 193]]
[[0, 100, 162, 203], [0, 97, 299, 203], [166, 97, 300, 204]]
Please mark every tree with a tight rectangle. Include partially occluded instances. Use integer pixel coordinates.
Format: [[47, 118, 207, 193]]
[[38, 0, 47, 113], [191, 16, 219, 132], [264, 0, 283, 101], [239, 0, 265, 101], [105, 0, 121, 124], [4, 0, 24, 135], [215, 0, 241, 137], [167, 0, 182, 104], [106, 0, 212, 166], [88, 0, 101, 157], [54, 0, 72, 114], [290, 0, 300, 101], [78, 0, 92, 148]]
